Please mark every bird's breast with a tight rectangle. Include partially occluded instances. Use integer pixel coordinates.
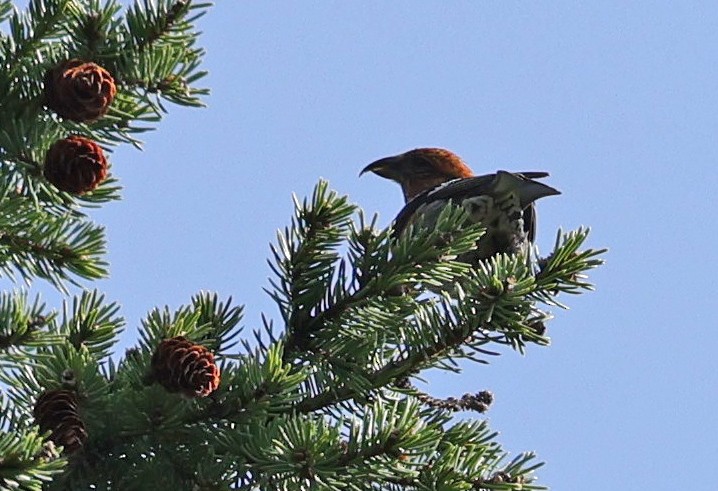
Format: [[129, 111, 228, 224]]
[[406, 200, 448, 230], [400, 190, 531, 261]]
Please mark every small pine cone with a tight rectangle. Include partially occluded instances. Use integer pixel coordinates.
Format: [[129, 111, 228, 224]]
[[151, 336, 220, 398], [44, 59, 116, 122], [33, 389, 87, 454], [44, 135, 108, 194]]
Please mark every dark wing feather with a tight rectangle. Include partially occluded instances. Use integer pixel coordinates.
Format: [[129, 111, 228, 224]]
[[392, 187, 443, 237], [515, 171, 550, 179], [393, 174, 498, 234], [393, 171, 556, 237], [524, 202, 537, 242]]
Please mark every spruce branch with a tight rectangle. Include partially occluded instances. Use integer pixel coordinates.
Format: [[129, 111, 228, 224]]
[[0, 290, 57, 354], [124, 0, 203, 53], [53, 289, 124, 360], [0, 0, 70, 81], [222, 400, 545, 490], [63, 0, 124, 60], [0, 205, 108, 292], [268, 182, 604, 417], [190, 292, 244, 357], [277, 188, 484, 362], [117, 0, 210, 112], [533, 227, 606, 306], [0, 171, 604, 489], [0, 149, 43, 173], [1, 0, 211, 163], [268, 180, 356, 355], [135, 300, 221, 356], [0, 427, 66, 491], [0, 1, 13, 25], [0, 148, 122, 216], [395, 377, 494, 414]]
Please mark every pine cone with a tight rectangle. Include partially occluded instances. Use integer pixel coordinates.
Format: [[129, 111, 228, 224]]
[[44, 59, 116, 122], [33, 389, 87, 454], [151, 336, 220, 398], [44, 135, 108, 194]]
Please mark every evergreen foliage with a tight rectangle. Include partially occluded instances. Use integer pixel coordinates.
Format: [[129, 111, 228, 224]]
[[0, 1, 606, 489]]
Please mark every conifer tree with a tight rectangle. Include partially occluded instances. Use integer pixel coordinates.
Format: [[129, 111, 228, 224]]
[[0, 2, 605, 490]]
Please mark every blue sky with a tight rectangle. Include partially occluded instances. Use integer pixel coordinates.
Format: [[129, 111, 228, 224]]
[[28, 2, 718, 489]]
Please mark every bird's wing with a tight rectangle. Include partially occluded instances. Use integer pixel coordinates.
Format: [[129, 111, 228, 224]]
[[514, 171, 550, 179], [393, 171, 559, 236], [516, 172, 554, 241], [524, 202, 537, 242]]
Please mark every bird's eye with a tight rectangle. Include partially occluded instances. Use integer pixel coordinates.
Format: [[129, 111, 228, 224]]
[[411, 157, 438, 178]]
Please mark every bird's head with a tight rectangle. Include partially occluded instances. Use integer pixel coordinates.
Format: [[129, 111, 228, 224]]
[[360, 148, 474, 201]]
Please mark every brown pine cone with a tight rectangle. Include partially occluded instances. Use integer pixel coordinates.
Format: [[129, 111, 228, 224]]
[[151, 336, 221, 398], [44, 135, 108, 194], [33, 389, 87, 454], [44, 59, 116, 122]]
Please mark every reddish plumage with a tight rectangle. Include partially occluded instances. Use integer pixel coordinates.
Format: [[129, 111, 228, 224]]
[[360, 148, 474, 202], [402, 148, 474, 181]]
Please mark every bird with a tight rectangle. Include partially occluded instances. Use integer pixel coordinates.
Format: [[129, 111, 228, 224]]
[[360, 148, 560, 263]]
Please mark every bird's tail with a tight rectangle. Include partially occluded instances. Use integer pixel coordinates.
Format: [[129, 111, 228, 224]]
[[493, 171, 561, 207]]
